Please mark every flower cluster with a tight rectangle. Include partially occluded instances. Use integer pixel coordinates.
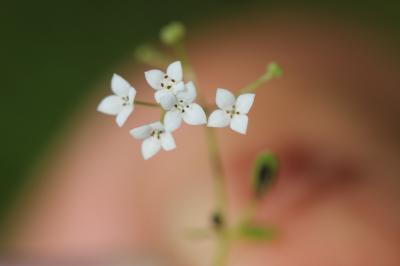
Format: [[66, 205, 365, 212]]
[[97, 61, 255, 159]]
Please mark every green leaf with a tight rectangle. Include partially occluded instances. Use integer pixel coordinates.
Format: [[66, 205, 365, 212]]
[[252, 152, 279, 198], [160, 21, 186, 46], [238, 223, 277, 241]]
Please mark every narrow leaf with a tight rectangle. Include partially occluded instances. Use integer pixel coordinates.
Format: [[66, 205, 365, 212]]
[[238, 223, 277, 241]]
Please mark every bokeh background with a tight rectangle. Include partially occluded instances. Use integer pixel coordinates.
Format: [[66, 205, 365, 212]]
[[1, 0, 400, 256]]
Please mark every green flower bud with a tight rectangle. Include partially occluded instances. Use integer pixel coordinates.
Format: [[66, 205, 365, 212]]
[[252, 152, 279, 198], [266, 62, 283, 78], [160, 21, 186, 46]]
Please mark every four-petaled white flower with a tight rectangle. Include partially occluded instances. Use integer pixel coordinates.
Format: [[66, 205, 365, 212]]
[[97, 74, 136, 127], [99, 62, 259, 159], [163, 82, 207, 132], [207, 88, 255, 134], [145, 61, 185, 109], [130, 122, 176, 160]]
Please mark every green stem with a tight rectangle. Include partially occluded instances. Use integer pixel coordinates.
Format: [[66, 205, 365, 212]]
[[134, 100, 159, 108], [134, 45, 173, 68], [206, 128, 228, 217], [160, 109, 166, 121], [239, 72, 273, 94], [173, 40, 230, 266], [214, 231, 230, 266], [239, 200, 258, 225]]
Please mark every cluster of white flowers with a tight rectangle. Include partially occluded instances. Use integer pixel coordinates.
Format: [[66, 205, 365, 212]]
[[98, 61, 255, 159]]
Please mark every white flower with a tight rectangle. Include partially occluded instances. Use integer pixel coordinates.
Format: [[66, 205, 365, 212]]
[[207, 88, 255, 134], [130, 122, 176, 160], [97, 74, 136, 127], [163, 82, 207, 132], [144, 61, 185, 109]]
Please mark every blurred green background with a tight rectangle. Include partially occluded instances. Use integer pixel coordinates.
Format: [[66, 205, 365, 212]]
[[0, 0, 399, 229]]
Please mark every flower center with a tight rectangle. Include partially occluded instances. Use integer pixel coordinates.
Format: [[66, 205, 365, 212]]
[[121, 96, 131, 106], [150, 129, 164, 139], [225, 105, 240, 118], [160, 75, 176, 90], [173, 99, 190, 113]]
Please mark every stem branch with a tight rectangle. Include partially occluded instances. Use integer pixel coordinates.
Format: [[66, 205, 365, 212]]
[[239, 72, 273, 94], [134, 100, 159, 108]]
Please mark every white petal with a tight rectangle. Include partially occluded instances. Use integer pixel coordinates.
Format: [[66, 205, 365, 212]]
[[145, 69, 164, 90], [128, 88, 137, 105], [154, 90, 171, 103], [177, 81, 196, 103], [230, 114, 248, 134], [216, 88, 235, 110], [130, 125, 152, 139], [97, 95, 124, 115], [164, 110, 182, 132], [111, 74, 131, 96], [155, 90, 176, 110], [235, 93, 255, 114], [172, 81, 185, 94], [166, 61, 183, 81], [207, 109, 231, 128], [149, 122, 164, 131], [160, 132, 176, 151], [116, 105, 133, 127], [183, 103, 207, 125], [141, 137, 162, 160]]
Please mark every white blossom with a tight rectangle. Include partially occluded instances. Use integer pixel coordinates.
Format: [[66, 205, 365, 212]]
[[97, 74, 136, 127], [144, 61, 185, 110], [163, 82, 207, 132], [130, 122, 176, 160], [207, 88, 255, 134]]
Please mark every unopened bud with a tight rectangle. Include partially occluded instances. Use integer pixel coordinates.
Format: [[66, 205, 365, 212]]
[[160, 21, 186, 46]]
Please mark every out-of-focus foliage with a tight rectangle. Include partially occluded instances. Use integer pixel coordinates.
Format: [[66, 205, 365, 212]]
[[0, 0, 399, 229]]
